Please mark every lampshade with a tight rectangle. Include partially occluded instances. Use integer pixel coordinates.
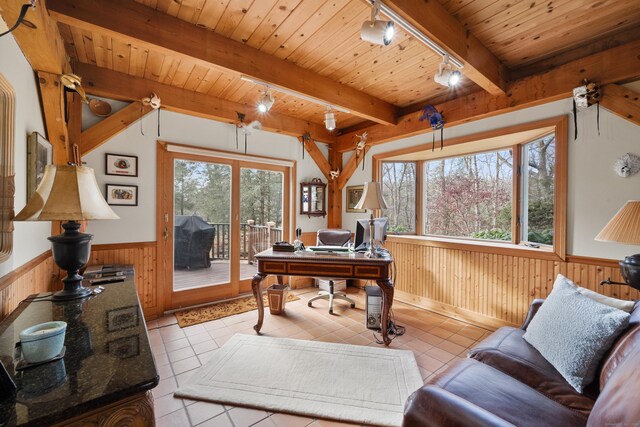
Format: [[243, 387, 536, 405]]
[[15, 165, 119, 222], [595, 200, 640, 245], [354, 181, 388, 210]]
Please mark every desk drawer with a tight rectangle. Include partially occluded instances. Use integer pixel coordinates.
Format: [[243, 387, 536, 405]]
[[262, 262, 287, 274], [288, 263, 353, 277], [355, 265, 384, 278]]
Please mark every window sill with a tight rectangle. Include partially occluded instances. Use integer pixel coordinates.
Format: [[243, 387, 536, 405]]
[[385, 235, 565, 261]]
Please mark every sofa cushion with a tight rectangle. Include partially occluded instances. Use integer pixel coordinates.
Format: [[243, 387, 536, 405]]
[[468, 327, 596, 416], [523, 278, 630, 392], [559, 274, 635, 312], [427, 358, 588, 426]]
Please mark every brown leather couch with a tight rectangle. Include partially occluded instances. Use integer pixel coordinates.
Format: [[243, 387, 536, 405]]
[[403, 299, 640, 427]]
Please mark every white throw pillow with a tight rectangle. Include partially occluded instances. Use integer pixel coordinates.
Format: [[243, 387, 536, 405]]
[[555, 274, 635, 313], [523, 278, 630, 393]]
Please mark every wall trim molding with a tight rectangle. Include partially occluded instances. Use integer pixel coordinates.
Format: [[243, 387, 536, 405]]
[[91, 241, 157, 251], [565, 255, 620, 269], [0, 250, 52, 293]]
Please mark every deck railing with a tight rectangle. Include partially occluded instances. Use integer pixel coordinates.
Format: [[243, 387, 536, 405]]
[[208, 221, 282, 263]]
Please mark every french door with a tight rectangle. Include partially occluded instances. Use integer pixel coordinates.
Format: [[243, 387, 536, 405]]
[[158, 143, 291, 310]]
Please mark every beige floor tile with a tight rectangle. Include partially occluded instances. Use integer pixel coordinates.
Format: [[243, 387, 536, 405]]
[[158, 315, 178, 327], [157, 363, 174, 380], [436, 340, 466, 356], [253, 417, 278, 427], [193, 339, 219, 355], [425, 347, 457, 364], [156, 407, 190, 427], [154, 393, 184, 418], [228, 407, 270, 426], [185, 401, 225, 425], [405, 338, 433, 354], [160, 324, 187, 343], [415, 353, 445, 372], [153, 377, 178, 398], [270, 413, 315, 427], [199, 412, 234, 427], [213, 333, 235, 347], [188, 332, 214, 346], [208, 326, 234, 339], [169, 346, 196, 363], [165, 337, 191, 353], [183, 324, 207, 337], [429, 327, 454, 340], [172, 355, 201, 375], [154, 352, 170, 367], [448, 334, 477, 348], [458, 325, 488, 340]]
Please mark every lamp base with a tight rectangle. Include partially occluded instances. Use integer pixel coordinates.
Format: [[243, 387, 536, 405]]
[[620, 254, 640, 291], [48, 221, 93, 301], [365, 214, 376, 258]]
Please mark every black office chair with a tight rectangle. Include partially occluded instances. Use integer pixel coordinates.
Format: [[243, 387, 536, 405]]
[[307, 229, 356, 314]]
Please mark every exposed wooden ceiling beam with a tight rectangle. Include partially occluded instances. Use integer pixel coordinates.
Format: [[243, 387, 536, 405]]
[[336, 40, 640, 152], [0, 0, 69, 74], [76, 63, 336, 143], [80, 102, 153, 156], [47, 0, 399, 126], [379, 0, 507, 95], [299, 137, 332, 181], [37, 71, 69, 164], [337, 147, 369, 190], [600, 84, 640, 127]]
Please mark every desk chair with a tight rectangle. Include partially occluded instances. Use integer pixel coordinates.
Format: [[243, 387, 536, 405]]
[[307, 229, 356, 314]]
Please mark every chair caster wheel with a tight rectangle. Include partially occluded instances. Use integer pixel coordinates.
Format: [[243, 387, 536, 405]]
[[329, 309, 333, 314], [308, 302, 312, 307], [350, 304, 356, 308]]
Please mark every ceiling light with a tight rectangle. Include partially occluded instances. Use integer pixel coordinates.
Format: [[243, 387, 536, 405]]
[[434, 55, 462, 87], [361, 0, 395, 46], [256, 90, 274, 113], [324, 107, 336, 131]]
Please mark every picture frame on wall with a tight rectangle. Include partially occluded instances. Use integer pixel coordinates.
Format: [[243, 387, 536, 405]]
[[346, 185, 366, 213], [27, 132, 53, 200], [106, 184, 138, 206], [105, 153, 138, 177]]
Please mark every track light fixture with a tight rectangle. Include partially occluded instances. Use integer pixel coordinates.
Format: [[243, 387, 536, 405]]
[[324, 107, 336, 131], [361, 0, 394, 46], [256, 90, 274, 113], [434, 54, 462, 88]]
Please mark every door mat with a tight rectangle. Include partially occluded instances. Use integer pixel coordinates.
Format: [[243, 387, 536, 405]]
[[175, 294, 300, 327]]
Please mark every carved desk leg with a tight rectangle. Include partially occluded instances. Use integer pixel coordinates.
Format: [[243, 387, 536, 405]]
[[376, 278, 394, 346], [252, 273, 267, 334]]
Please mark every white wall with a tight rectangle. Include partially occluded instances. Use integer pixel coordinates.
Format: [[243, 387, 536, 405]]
[[0, 31, 51, 277], [83, 111, 328, 244], [342, 98, 640, 260]]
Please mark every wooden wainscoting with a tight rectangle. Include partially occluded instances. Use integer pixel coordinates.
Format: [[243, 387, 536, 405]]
[[387, 237, 639, 330], [88, 242, 160, 319], [0, 251, 55, 319]]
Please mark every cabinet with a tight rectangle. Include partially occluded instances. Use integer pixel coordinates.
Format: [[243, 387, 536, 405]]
[[300, 179, 326, 217]]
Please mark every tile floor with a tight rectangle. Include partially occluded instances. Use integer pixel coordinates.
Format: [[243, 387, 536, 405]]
[[146, 286, 493, 427]]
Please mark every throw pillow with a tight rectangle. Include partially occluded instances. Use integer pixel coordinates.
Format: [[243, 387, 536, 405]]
[[555, 274, 635, 313], [523, 278, 630, 393]]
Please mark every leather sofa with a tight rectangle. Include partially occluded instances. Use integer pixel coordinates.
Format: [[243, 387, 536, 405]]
[[403, 299, 640, 427]]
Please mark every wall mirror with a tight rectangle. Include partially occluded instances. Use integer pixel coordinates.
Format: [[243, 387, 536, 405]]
[[300, 179, 326, 217], [0, 74, 15, 263]]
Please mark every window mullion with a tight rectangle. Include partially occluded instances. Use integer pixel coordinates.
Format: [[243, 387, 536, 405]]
[[416, 160, 424, 236], [512, 145, 521, 245]]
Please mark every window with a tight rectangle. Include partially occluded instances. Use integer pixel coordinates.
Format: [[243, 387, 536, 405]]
[[381, 162, 416, 233], [373, 117, 567, 259], [424, 148, 513, 241]]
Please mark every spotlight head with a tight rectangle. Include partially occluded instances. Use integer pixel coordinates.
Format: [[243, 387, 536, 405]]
[[256, 90, 274, 113], [324, 108, 336, 131], [434, 56, 462, 87], [361, 20, 395, 46]]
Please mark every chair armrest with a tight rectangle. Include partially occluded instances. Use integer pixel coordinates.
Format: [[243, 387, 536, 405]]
[[520, 299, 545, 330], [402, 385, 515, 427]]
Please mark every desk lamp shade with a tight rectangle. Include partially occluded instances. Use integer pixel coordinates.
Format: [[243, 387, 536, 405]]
[[15, 165, 119, 300], [595, 200, 640, 290], [355, 182, 388, 257]]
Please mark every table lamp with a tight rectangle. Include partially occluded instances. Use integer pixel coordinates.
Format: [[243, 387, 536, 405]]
[[354, 181, 388, 258], [14, 165, 119, 300], [595, 200, 640, 290]]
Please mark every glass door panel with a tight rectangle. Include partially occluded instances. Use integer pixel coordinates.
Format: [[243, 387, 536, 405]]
[[173, 159, 231, 291], [239, 167, 284, 281]]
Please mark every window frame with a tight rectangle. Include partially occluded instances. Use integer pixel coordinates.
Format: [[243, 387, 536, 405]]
[[373, 116, 568, 261], [380, 160, 419, 235]]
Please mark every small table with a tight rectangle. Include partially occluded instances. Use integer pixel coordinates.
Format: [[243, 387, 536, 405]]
[[251, 249, 395, 345], [0, 274, 158, 426]]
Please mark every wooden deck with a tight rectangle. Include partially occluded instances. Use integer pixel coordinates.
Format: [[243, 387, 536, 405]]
[[173, 261, 258, 291]]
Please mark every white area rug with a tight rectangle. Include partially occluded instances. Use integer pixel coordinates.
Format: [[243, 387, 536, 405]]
[[174, 334, 423, 426]]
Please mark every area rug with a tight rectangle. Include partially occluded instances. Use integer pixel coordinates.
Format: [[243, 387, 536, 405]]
[[175, 294, 299, 327], [174, 334, 423, 426]]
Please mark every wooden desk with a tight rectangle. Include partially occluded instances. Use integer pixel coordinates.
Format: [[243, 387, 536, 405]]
[[251, 249, 395, 345]]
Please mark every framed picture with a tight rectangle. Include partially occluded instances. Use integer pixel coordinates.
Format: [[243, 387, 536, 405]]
[[27, 132, 53, 200], [106, 184, 138, 206], [106, 305, 139, 332], [107, 335, 140, 359], [105, 153, 138, 177], [346, 185, 366, 213]]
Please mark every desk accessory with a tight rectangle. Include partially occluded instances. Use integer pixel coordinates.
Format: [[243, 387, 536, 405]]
[[18, 321, 67, 364], [14, 165, 119, 300], [272, 241, 295, 252]]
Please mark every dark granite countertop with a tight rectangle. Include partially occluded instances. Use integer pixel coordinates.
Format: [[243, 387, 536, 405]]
[[0, 277, 159, 426]]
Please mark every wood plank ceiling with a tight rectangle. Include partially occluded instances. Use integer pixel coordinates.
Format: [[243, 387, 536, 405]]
[[54, 0, 640, 133]]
